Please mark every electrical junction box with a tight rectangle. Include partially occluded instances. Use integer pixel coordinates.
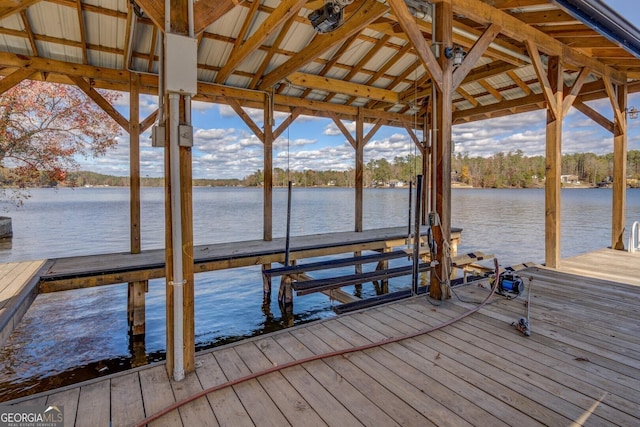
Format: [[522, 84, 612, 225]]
[[151, 124, 165, 147], [165, 33, 198, 96], [179, 124, 193, 147]]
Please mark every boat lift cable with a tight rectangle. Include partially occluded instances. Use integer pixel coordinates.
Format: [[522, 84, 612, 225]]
[[132, 259, 501, 427]]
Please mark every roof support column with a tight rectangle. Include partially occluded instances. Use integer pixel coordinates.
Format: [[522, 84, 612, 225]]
[[355, 108, 364, 232], [164, 0, 196, 381], [430, 0, 453, 300], [264, 93, 274, 241], [611, 82, 628, 250], [544, 56, 563, 268], [130, 72, 141, 254]]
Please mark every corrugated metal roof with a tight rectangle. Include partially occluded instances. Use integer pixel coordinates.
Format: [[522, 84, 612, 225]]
[[0, 0, 638, 126]]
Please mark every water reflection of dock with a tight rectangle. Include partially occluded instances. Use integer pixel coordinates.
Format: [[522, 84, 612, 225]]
[[4, 248, 640, 425]]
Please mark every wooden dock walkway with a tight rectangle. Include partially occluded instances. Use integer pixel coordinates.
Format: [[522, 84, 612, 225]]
[[0, 259, 47, 345], [4, 248, 639, 426], [38, 227, 462, 292]]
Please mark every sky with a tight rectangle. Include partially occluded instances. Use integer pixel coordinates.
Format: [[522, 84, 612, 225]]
[[81, 1, 640, 180]]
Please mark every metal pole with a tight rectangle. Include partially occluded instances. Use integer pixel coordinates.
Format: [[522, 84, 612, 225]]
[[284, 181, 293, 266], [407, 180, 413, 238], [412, 175, 423, 295]]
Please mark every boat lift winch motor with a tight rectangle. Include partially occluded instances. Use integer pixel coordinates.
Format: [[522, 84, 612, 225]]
[[494, 271, 524, 296]]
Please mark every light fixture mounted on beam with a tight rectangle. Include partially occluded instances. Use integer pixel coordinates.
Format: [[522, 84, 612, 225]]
[[626, 106, 638, 119], [444, 46, 466, 67]]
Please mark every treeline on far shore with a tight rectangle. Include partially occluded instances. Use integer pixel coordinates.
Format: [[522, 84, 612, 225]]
[[2, 150, 640, 189]]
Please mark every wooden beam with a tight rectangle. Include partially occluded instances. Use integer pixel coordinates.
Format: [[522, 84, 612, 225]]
[[572, 100, 614, 132], [451, 0, 625, 83], [612, 82, 627, 250], [249, 14, 299, 89], [526, 40, 558, 120], [135, 0, 237, 35], [264, 93, 273, 241], [216, 0, 306, 84], [19, 10, 37, 56], [514, 9, 578, 26], [289, 72, 400, 103], [545, 56, 563, 269], [562, 67, 590, 117], [452, 23, 501, 90], [387, 0, 442, 91], [603, 75, 626, 134], [431, 0, 453, 300], [0, 0, 40, 20], [147, 26, 158, 73], [330, 34, 391, 104], [479, 79, 503, 102], [130, 72, 141, 254], [456, 86, 479, 107], [68, 75, 130, 131], [274, 108, 301, 140], [227, 97, 264, 142], [363, 119, 383, 146], [0, 52, 131, 84], [140, 109, 158, 133], [0, 67, 36, 95], [259, 0, 388, 89], [507, 70, 532, 95], [75, 0, 88, 64], [329, 112, 356, 149], [355, 108, 364, 232]]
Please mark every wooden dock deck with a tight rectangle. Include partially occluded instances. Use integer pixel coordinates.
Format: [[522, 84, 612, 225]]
[[38, 226, 462, 292], [4, 248, 639, 426], [0, 260, 47, 345]]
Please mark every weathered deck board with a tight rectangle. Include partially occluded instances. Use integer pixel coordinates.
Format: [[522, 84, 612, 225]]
[[111, 372, 145, 427], [4, 249, 640, 427]]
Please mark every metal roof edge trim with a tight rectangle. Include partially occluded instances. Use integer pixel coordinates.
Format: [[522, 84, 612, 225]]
[[552, 0, 640, 59]]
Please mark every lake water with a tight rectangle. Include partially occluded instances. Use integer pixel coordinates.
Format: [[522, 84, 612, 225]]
[[1, 186, 639, 400]]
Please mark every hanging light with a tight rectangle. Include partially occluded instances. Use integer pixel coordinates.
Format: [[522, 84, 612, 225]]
[[444, 46, 466, 67], [626, 106, 639, 119]]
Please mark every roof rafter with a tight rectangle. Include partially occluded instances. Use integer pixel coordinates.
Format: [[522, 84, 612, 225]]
[[75, 0, 88, 64], [216, 0, 306, 84], [451, 0, 626, 82], [134, 0, 237, 34], [289, 72, 399, 104], [387, 0, 442, 90], [0, 0, 40, 20], [258, 0, 388, 90], [452, 23, 502, 90]]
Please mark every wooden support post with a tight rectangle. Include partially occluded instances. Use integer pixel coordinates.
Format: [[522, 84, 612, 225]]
[[278, 275, 293, 310], [430, 1, 453, 300], [612, 83, 628, 250], [262, 263, 272, 300], [421, 114, 430, 226], [180, 108, 195, 374], [544, 56, 563, 268], [131, 280, 147, 335], [130, 72, 141, 255], [264, 93, 273, 241], [164, 0, 196, 377], [164, 95, 196, 376], [164, 99, 175, 376], [128, 72, 147, 336], [355, 108, 364, 233]]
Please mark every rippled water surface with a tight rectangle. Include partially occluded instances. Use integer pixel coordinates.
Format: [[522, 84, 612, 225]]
[[1, 186, 638, 400]]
